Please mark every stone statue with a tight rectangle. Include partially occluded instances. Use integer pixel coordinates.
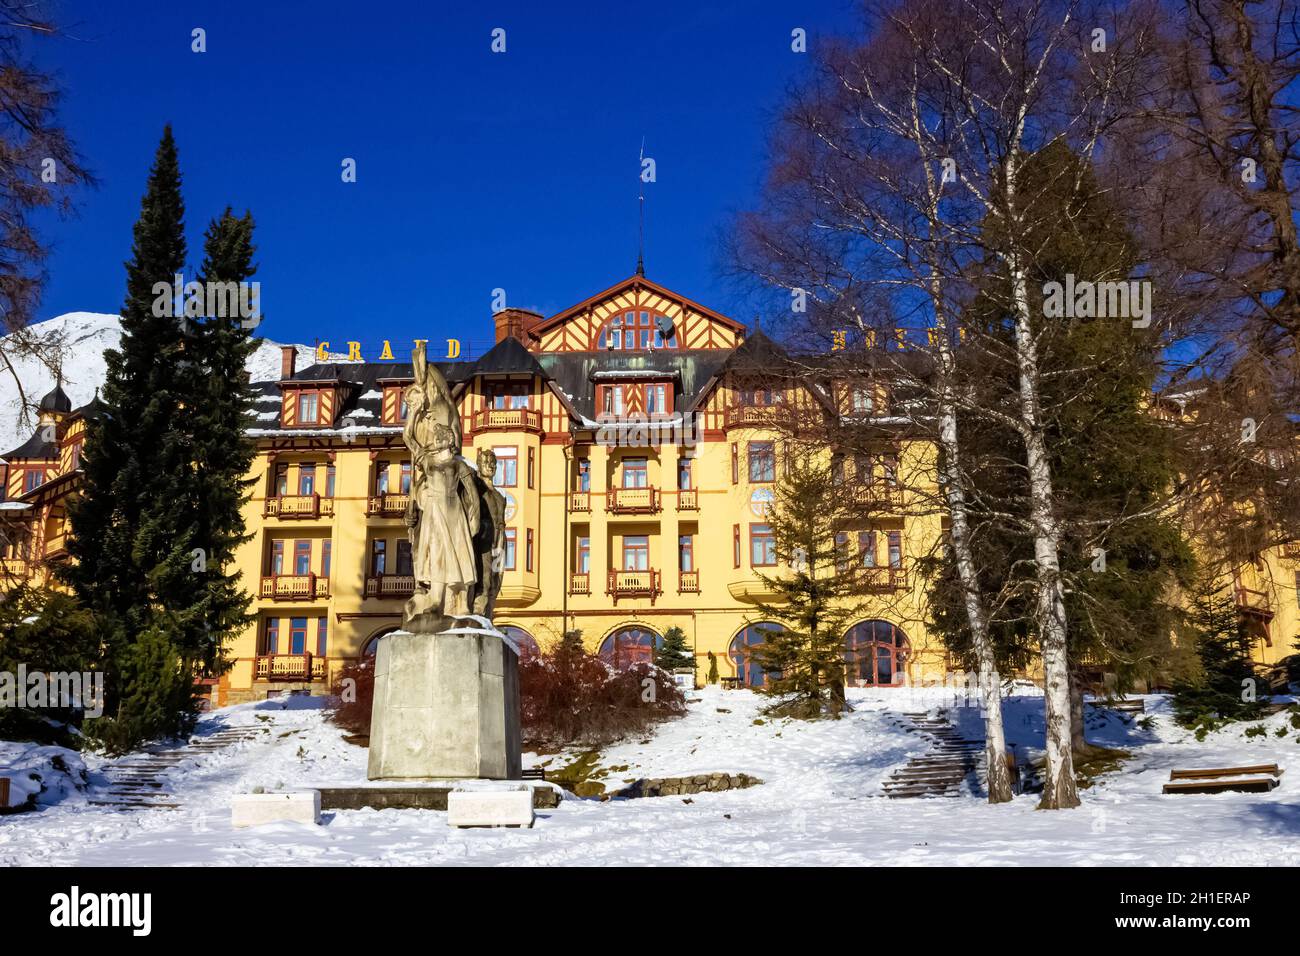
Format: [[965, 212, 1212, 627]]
[[403, 343, 480, 634], [471, 447, 507, 618]]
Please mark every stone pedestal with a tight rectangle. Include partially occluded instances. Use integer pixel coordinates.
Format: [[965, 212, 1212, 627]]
[[367, 628, 522, 781]]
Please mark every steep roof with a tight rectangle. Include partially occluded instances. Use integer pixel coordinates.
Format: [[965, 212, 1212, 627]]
[[465, 336, 548, 378], [536, 349, 730, 421], [38, 384, 72, 413], [530, 274, 748, 337], [1, 429, 58, 462]]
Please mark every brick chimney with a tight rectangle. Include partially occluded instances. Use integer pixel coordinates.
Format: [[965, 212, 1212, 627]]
[[493, 307, 544, 344], [281, 345, 297, 380]]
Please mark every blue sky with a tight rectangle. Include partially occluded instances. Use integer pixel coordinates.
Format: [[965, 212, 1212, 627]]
[[31, 0, 861, 359]]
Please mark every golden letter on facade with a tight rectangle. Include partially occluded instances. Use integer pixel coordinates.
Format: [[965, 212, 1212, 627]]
[[316, 341, 330, 360], [347, 341, 362, 361], [379, 340, 394, 360], [446, 338, 461, 359]]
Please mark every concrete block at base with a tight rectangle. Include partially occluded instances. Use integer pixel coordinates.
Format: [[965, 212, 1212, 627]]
[[446, 788, 534, 828], [231, 791, 321, 828]]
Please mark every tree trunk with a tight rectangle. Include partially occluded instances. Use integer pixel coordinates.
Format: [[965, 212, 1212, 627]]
[[1008, 250, 1081, 810]]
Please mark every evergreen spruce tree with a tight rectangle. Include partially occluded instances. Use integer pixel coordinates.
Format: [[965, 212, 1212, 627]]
[[1172, 577, 1268, 736], [186, 208, 260, 678], [65, 126, 205, 751], [749, 455, 863, 718], [654, 626, 693, 671]]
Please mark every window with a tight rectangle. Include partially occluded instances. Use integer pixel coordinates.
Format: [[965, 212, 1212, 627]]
[[730, 623, 785, 688], [859, 532, 877, 567], [751, 524, 776, 566], [316, 617, 328, 657], [490, 384, 529, 409], [298, 392, 320, 425], [494, 446, 518, 487], [887, 531, 903, 568], [748, 442, 775, 482], [622, 457, 648, 488], [527, 448, 535, 488], [371, 539, 387, 575], [602, 311, 675, 350], [599, 627, 660, 667], [733, 524, 741, 567], [23, 469, 42, 493], [623, 535, 650, 570], [882, 455, 899, 487], [851, 386, 874, 414], [261, 618, 280, 655], [299, 463, 316, 496], [375, 464, 390, 495], [741, 386, 779, 406], [843, 620, 910, 686], [835, 532, 850, 572], [576, 536, 590, 573], [275, 463, 288, 496], [293, 540, 311, 575], [396, 540, 413, 576], [289, 617, 308, 655], [503, 529, 517, 570], [577, 459, 590, 492], [325, 464, 336, 498], [731, 443, 739, 484], [271, 540, 285, 575], [500, 625, 540, 660], [646, 383, 668, 414], [679, 534, 694, 572], [831, 454, 845, 486], [321, 540, 332, 578], [69, 442, 82, 471], [678, 456, 693, 490], [400, 461, 411, 494], [526, 529, 534, 572], [602, 385, 625, 416]]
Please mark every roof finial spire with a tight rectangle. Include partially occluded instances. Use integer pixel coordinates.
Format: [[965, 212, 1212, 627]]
[[636, 136, 646, 277]]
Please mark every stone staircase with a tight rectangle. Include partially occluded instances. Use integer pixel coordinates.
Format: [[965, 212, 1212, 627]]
[[89, 726, 265, 811], [882, 711, 986, 799]]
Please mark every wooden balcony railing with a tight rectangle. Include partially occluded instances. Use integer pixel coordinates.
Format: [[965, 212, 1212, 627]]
[[1282, 542, 1300, 559], [855, 482, 899, 508], [608, 486, 660, 514], [259, 573, 329, 601], [677, 489, 699, 510], [364, 574, 415, 599], [568, 491, 591, 513], [366, 493, 410, 518], [569, 571, 590, 595], [856, 566, 909, 591], [0, 558, 30, 578], [254, 653, 327, 682], [471, 407, 542, 433], [1235, 586, 1273, 619], [264, 494, 334, 520], [723, 404, 786, 430], [608, 568, 660, 602], [679, 570, 700, 593]]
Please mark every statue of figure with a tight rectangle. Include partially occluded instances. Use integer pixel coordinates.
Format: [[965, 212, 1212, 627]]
[[403, 343, 480, 633], [471, 447, 507, 617]]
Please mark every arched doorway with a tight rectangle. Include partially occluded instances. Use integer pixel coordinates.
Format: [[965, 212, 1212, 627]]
[[599, 625, 660, 668], [729, 622, 784, 688], [843, 620, 910, 686], [499, 625, 539, 661], [361, 626, 400, 658]]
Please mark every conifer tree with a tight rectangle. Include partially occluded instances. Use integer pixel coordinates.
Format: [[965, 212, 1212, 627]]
[[65, 126, 204, 751], [654, 626, 693, 671], [749, 455, 863, 718], [1172, 577, 1268, 736]]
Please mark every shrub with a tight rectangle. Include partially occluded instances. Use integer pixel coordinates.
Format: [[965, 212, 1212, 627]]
[[327, 658, 374, 736], [519, 631, 685, 749]]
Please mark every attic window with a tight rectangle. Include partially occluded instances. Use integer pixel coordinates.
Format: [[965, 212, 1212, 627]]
[[602, 311, 676, 350]]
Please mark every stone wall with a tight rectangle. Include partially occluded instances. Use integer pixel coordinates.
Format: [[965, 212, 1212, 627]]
[[611, 772, 762, 799]]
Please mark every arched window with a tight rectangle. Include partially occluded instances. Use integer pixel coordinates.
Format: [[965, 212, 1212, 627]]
[[599, 626, 660, 668], [499, 625, 539, 661], [729, 622, 784, 688], [361, 626, 401, 658], [598, 310, 677, 350], [843, 620, 910, 686]]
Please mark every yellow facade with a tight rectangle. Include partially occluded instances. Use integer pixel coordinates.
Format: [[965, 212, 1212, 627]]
[[2, 274, 1296, 706]]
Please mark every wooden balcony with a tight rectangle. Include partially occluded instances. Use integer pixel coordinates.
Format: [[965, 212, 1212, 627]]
[[471, 407, 542, 433], [723, 404, 786, 430], [1282, 542, 1300, 559], [366, 493, 410, 518], [679, 570, 700, 593], [259, 573, 330, 601], [264, 494, 334, 520], [0, 558, 30, 579], [1235, 586, 1273, 620], [568, 491, 591, 513], [569, 571, 590, 595], [856, 566, 909, 591], [608, 486, 660, 515], [854, 482, 899, 508], [254, 653, 327, 683], [677, 489, 699, 511], [608, 568, 661, 602], [364, 574, 415, 599]]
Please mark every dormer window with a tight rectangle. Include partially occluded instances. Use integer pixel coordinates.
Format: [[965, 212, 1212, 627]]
[[298, 392, 320, 424], [602, 311, 677, 350]]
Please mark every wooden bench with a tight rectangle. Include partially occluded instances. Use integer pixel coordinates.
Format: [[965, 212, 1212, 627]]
[[1088, 698, 1145, 713], [721, 677, 743, 690], [521, 768, 546, 780], [1163, 764, 1282, 795], [0, 777, 7, 809]]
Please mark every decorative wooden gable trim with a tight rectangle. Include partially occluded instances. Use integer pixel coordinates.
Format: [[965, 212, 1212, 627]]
[[281, 385, 338, 428]]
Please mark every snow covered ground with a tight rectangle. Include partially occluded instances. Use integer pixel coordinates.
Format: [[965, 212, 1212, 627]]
[[1, 686, 1297, 866], [0, 312, 316, 452]]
